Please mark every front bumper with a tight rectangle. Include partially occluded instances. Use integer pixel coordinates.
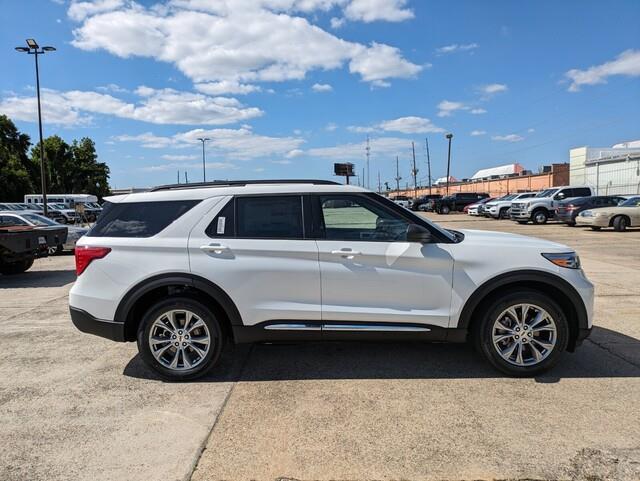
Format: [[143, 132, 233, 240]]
[[509, 208, 530, 219], [70, 307, 125, 342], [576, 215, 609, 227]]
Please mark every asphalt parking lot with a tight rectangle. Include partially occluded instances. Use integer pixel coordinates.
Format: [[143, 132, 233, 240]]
[[1, 215, 639, 481]]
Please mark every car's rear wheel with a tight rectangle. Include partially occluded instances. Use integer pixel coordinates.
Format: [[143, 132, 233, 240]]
[[613, 215, 629, 232], [0, 258, 34, 275], [474, 290, 569, 376], [440, 205, 451, 214], [137, 297, 224, 381]]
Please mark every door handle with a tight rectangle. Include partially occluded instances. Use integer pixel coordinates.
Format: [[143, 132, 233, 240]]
[[331, 249, 361, 259], [200, 243, 230, 254]]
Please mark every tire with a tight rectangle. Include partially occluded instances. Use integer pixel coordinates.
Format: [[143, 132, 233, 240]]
[[499, 208, 509, 219], [531, 209, 548, 225], [441, 205, 451, 215], [590, 226, 601, 231], [473, 290, 569, 377], [0, 258, 34, 275], [137, 297, 224, 381], [613, 216, 629, 232], [566, 222, 576, 227]]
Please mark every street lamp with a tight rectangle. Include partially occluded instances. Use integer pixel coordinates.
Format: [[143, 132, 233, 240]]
[[445, 133, 453, 196], [197, 137, 210, 182], [15, 38, 56, 216]]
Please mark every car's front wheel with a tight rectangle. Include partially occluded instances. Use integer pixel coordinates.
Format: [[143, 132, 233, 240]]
[[137, 297, 224, 381], [613, 215, 629, 232], [474, 290, 569, 376], [440, 205, 451, 214]]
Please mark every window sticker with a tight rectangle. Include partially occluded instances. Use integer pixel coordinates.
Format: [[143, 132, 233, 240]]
[[217, 216, 226, 234]]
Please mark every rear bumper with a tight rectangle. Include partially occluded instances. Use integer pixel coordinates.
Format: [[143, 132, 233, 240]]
[[69, 307, 126, 342]]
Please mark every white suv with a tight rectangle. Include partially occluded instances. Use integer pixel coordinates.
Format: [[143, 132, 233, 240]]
[[484, 192, 537, 219], [69, 180, 594, 380]]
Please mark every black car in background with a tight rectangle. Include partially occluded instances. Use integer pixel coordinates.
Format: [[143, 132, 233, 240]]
[[556, 195, 627, 225], [433, 192, 490, 214], [411, 194, 442, 211]]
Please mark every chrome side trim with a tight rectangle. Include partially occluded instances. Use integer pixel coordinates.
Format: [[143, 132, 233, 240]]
[[322, 324, 431, 332], [264, 323, 321, 331]]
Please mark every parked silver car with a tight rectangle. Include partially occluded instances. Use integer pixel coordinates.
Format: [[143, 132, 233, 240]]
[[0, 211, 87, 253]]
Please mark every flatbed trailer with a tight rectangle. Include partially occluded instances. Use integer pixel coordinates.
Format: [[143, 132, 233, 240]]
[[0, 225, 68, 275]]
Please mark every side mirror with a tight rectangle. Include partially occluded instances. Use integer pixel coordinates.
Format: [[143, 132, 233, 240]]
[[555, 192, 565, 200], [406, 224, 432, 243]]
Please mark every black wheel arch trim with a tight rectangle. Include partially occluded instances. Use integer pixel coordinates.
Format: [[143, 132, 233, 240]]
[[114, 272, 243, 328], [456, 270, 589, 332]]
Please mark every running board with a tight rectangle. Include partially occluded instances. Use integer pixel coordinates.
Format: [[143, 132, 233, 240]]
[[264, 322, 430, 332]]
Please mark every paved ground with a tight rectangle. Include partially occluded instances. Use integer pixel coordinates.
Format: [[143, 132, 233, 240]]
[[1, 216, 639, 481]]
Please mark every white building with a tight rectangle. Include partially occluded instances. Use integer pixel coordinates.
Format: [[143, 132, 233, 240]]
[[471, 163, 524, 180], [570, 142, 640, 195]]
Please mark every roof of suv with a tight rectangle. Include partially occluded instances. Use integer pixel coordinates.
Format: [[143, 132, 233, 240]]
[[105, 180, 368, 203]]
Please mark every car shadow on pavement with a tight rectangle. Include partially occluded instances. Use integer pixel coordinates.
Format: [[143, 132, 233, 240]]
[[0, 269, 76, 288], [123, 326, 640, 383]]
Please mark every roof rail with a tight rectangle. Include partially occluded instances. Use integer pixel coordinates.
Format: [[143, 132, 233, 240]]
[[150, 179, 341, 191]]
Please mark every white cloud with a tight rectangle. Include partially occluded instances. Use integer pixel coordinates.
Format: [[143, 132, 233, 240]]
[[470, 130, 486, 136], [325, 122, 338, 131], [470, 108, 487, 114], [343, 0, 414, 22], [272, 159, 293, 164], [348, 116, 443, 134], [140, 161, 237, 172], [307, 136, 413, 160], [437, 100, 469, 117], [492, 134, 524, 142], [160, 154, 198, 161], [528, 128, 535, 133], [116, 126, 304, 160], [70, 1, 421, 88], [436, 43, 478, 55], [311, 83, 333, 92], [195, 81, 262, 95], [378, 116, 444, 134], [349, 42, 422, 84], [67, 0, 124, 21], [479, 83, 507, 95], [0, 86, 262, 126], [565, 49, 640, 92], [285, 149, 304, 158], [330, 16, 345, 28]]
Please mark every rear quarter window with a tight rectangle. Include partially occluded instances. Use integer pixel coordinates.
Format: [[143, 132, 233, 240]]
[[88, 200, 200, 237]]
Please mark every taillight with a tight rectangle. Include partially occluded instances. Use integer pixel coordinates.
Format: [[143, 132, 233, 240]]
[[75, 246, 111, 276]]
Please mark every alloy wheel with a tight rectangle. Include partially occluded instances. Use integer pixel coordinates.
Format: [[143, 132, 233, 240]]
[[148, 309, 211, 371], [492, 303, 557, 366]]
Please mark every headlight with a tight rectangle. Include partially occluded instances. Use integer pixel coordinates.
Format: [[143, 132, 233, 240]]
[[542, 252, 581, 269], [580, 210, 593, 217]]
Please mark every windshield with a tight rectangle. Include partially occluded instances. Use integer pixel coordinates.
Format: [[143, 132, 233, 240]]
[[536, 188, 558, 198], [620, 197, 640, 207], [500, 194, 517, 201], [22, 213, 59, 226]]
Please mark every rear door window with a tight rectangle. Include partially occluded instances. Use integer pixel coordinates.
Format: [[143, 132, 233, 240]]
[[236, 196, 303, 239], [572, 187, 592, 198], [88, 200, 200, 237]]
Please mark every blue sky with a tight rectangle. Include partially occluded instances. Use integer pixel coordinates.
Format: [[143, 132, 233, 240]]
[[1, 0, 639, 190]]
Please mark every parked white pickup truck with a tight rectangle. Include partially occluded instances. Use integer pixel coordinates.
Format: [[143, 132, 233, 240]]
[[510, 186, 595, 224]]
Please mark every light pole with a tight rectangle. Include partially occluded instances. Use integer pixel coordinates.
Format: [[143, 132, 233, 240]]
[[197, 137, 210, 182], [445, 133, 453, 196], [15, 39, 56, 216]]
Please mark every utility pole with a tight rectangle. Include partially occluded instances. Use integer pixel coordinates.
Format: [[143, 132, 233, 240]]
[[411, 141, 418, 198], [425, 137, 432, 195], [177, 171, 180, 184], [362, 167, 365, 189], [15, 39, 56, 216], [445, 133, 453, 196], [185, 171, 189, 184], [365, 135, 371, 189], [395, 156, 401, 193], [377, 171, 381, 193], [197, 137, 210, 182]]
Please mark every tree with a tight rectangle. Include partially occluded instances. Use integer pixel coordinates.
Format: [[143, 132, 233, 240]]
[[70, 137, 111, 199], [30, 135, 111, 199], [0, 115, 33, 201]]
